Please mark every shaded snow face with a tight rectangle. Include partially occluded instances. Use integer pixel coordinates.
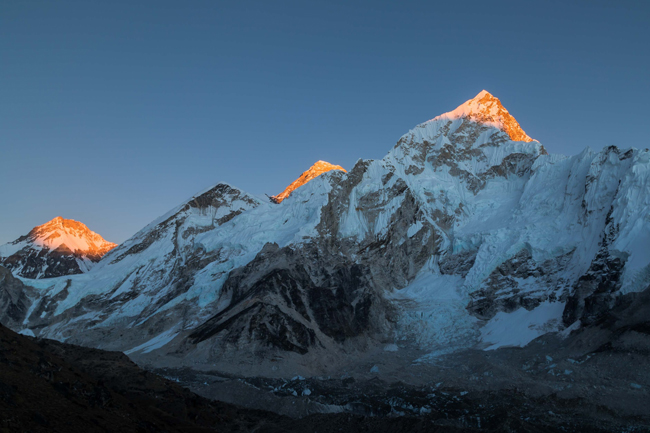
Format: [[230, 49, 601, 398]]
[[2, 92, 649, 371]]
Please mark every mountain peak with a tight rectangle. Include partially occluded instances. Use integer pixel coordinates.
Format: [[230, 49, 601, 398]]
[[271, 161, 347, 203], [433, 90, 534, 142], [474, 89, 494, 99], [42, 216, 88, 231], [28, 217, 117, 255], [0, 217, 117, 278]]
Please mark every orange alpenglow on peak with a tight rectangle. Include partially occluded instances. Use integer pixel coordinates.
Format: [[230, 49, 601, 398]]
[[271, 161, 347, 203], [434, 90, 534, 143], [29, 216, 117, 258]]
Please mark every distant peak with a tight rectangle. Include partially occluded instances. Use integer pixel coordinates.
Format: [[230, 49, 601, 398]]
[[28, 217, 117, 254], [271, 161, 346, 203], [0, 217, 118, 279], [433, 90, 534, 143]]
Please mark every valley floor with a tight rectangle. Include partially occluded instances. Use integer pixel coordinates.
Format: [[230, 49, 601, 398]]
[[153, 337, 650, 432], [1, 319, 649, 432]]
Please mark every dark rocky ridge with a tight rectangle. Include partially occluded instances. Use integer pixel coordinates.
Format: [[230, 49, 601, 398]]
[[0, 266, 35, 329], [187, 242, 391, 355], [467, 248, 573, 320], [0, 245, 85, 279], [0, 321, 288, 432]]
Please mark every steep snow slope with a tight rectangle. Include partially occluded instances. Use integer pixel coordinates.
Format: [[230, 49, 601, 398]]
[[3, 91, 649, 375], [0, 217, 116, 278]]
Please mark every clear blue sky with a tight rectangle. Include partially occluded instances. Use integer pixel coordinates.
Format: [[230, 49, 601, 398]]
[[1, 0, 648, 244]]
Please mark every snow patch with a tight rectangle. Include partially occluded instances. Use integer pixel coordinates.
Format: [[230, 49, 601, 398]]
[[480, 301, 565, 350], [124, 328, 179, 355], [19, 328, 35, 337]]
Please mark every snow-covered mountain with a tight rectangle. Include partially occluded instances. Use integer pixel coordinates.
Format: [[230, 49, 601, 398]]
[[2, 91, 649, 377], [0, 217, 117, 279]]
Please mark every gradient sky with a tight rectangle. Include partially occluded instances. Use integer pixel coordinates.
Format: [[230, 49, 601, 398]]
[[1, 0, 649, 245]]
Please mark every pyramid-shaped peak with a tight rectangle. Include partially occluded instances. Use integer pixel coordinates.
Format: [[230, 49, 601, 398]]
[[28, 217, 117, 253], [462, 90, 503, 108], [0, 217, 118, 279], [433, 90, 534, 143], [271, 161, 346, 203]]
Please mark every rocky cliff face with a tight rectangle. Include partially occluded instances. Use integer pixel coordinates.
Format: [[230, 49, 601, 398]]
[[0, 266, 35, 329], [2, 91, 648, 377], [0, 217, 116, 278]]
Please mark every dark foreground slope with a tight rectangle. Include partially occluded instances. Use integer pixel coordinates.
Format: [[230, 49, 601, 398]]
[[2, 319, 649, 433], [0, 323, 471, 433], [0, 323, 285, 432]]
